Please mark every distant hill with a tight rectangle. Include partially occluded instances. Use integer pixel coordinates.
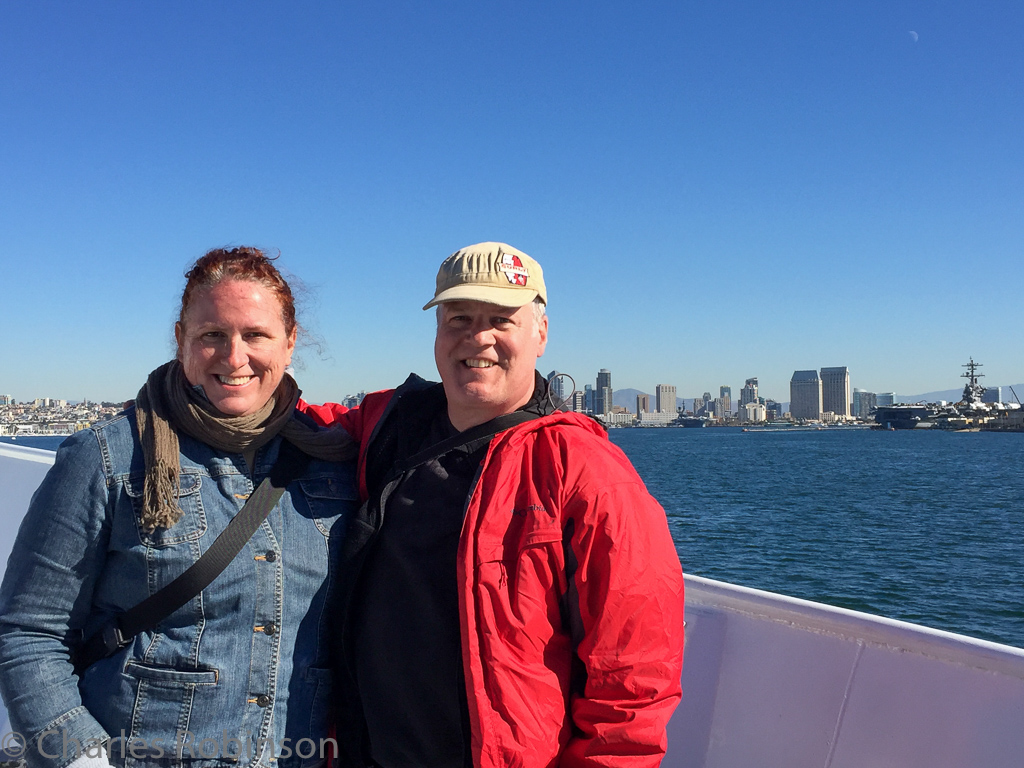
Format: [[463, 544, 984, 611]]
[[613, 388, 648, 409]]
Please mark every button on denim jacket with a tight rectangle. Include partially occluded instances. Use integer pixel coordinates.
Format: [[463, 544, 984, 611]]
[[0, 409, 357, 768]]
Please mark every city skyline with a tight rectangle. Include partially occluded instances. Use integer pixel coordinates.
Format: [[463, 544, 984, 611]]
[[6, 365, 1024, 410], [2, 4, 1022, 403]]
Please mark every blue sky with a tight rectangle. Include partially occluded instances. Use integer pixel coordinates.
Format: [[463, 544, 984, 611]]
[[2, 2, 1021, 405]]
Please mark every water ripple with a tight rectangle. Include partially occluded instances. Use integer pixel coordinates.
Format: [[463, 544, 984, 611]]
[[610, 428, 1024, 648]]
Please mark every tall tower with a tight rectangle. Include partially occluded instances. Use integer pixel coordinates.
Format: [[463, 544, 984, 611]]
[[595, 369, 613, 416], [546, 370, 565, 402], [739, 378, 758, 408], [790, 370, 823, 420], [720, 386, 732, 414], [656, 384, 677, 414], [636, 393, 651, 416], [820, 367, 851, 417]]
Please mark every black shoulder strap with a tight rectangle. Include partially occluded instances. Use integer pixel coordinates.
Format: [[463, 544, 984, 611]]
[[392, 409, 540, 475], [364, 380, 446, 493], [74, 441, 311, 673]]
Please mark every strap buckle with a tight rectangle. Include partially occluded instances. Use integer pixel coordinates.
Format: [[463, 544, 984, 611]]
[[101, 624, 130, 655]]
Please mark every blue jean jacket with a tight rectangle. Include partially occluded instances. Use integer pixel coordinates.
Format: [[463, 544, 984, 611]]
[[0, 409, 357, 768]]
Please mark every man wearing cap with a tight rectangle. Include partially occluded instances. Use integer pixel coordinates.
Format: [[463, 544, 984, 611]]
[[303, 243, 684, 768]]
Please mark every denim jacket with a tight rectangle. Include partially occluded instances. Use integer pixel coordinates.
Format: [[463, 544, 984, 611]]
[[0, 409, 357, 768]]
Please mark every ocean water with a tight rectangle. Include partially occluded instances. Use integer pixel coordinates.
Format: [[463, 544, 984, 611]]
[[5, 431, 1022, 647], [610, 427, 1024, 648]]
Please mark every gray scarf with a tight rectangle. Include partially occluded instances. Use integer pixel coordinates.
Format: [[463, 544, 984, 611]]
[[134, 360, 355, 531]]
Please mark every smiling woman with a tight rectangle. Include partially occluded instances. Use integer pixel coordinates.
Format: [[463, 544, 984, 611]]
[[175, 256, 298, 417], [0, 247, 357, 768]]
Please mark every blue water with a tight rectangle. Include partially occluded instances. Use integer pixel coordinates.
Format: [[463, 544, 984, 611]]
[[5, 432, 1022, 647], [609, 427, 1024, 648]]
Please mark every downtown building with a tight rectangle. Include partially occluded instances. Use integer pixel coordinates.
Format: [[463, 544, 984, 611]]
[[739, 378, 758, 408], [546, 370, 573, 411], [570, 390, 586, 413], [790, 370, 823, 420], [720, 386, 732, 415], [853, 389, 877, 420], [546, 370, 565, 401], [656, 384, 677, 414], [744, 401, 767, 423], [636, 393, 651, 416], [820, 366, 851, 418], [594, 369, 613, 417]]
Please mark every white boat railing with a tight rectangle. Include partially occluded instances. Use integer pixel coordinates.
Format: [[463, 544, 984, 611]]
[[670, 575, 1024, 767]]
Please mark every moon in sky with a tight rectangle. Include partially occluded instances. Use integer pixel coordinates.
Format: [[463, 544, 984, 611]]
[[909, 30, 919, 42]]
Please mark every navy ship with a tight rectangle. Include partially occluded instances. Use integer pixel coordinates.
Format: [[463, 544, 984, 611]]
[[872, 358, 1019, 430]]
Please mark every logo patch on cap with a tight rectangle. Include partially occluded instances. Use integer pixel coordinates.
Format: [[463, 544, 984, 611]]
[[500, 253, 529, 286]]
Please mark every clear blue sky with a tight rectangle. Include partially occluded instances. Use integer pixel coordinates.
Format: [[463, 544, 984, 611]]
[[2, 2, 1021, 405]]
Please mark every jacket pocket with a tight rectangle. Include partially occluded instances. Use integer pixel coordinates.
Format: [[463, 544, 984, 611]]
[[512, 530, 565, 606], [122, 661, 220, 757], [124, 660, 219, 685], [297, 476, 358, 537], [123, 471, 207, 547], [478, 528, 565, 623]]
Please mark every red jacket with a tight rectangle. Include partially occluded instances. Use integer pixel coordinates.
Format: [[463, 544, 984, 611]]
[[302, 389, 685, 768]]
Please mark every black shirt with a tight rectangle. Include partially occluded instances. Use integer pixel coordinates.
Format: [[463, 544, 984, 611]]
[[354, 408, 483, 768]]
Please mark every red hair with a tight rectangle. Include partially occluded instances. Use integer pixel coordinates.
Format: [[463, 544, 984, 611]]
[[179, 247, 296, 334]]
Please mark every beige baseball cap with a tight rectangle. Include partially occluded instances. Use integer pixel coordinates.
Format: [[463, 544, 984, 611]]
[[423, 242, 547, 310]]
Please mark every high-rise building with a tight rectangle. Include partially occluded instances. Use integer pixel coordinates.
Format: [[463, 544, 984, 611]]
[[656, 384, 677, 414], [820, 367, 851, 417], [0, 395, 12, 406], [546, 370, 565, 402], [570, 391, 585, 412], [720, 386, 732, 413], [692, 396, 704, 416], [853, 388, 877, 419], [790, 370, 823, 420], [765, 400, 782, 420], [595, 369, 613, 417], [584, 385, 594, 413], [983, 387, 1003, 404], [341, 392, 366, 408], [739, 378, 758, 408], [876, 392, 896, 407], [636, 393, 651, 416]]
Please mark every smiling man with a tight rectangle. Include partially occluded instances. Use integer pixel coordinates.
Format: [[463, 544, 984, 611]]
[[304, 242, 685, 768]]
